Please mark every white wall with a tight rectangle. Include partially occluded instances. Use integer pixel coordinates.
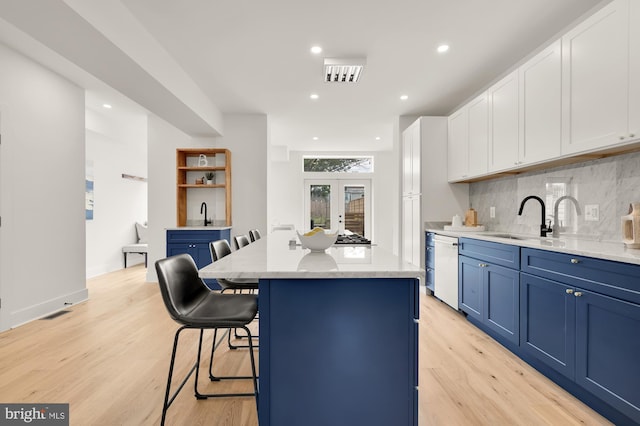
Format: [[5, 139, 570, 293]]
[[85, 107, 148, 277], [146, 113, 268, 282], [0, 43, 88, 331]]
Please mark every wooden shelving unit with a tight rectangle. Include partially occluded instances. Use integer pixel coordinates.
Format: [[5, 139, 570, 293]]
[[176, 148, 232, 226]]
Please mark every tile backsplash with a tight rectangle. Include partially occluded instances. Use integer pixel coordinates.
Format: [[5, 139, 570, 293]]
[[469, 151, 640, 243]]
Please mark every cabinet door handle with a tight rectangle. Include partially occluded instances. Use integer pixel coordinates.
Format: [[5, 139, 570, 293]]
[[570, 258, 580, 264], [620, 135, 626, 140], [574, 291, 583, 297], [630, 133, 635, 138], [566, 289, 574, 294], [479, 263, 488, 267]]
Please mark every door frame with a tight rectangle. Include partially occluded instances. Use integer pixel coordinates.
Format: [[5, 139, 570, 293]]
[[303, 179, 372, 238]]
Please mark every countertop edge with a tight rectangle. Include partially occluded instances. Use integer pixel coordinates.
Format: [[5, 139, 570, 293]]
[[426, 229, 640, 266]]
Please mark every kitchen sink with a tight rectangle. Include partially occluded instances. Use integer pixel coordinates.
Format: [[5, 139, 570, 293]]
[[484, 233, 539, 241]]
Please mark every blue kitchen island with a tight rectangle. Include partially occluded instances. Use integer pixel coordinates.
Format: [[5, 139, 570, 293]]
[[199, 230, 423, 426]]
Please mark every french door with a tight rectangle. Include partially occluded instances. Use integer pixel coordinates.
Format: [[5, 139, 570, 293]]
[[304, 179, 371, 237]]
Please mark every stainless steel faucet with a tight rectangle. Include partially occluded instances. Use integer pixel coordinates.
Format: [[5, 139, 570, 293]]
[[552, 196, 581, 238], [518, 195, 552, 237]]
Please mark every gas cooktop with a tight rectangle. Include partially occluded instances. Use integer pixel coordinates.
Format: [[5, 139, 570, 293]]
[[335, 234, 371, 245]]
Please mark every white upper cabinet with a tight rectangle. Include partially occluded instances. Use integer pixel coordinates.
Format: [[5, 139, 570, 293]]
[[561, 0, 636, 154], [447, 93, 488, 181], [519, 40, 562, 164], [467, 93, 489, 177], [488, 71, 519, 172], [630, 0, 640, 138], [402, 119, 421, 195], [447, 0, 639, 182], [447, 108, 469, 182]]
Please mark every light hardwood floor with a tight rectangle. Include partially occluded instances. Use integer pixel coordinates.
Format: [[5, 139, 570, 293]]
[[0, 266, 611, 425]]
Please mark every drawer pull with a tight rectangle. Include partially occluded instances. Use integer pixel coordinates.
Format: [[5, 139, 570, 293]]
[[574, 291, 583, 297], [570, 258, 580, 264], [566, 289, 574, 295], [479, 263, 488, 268]]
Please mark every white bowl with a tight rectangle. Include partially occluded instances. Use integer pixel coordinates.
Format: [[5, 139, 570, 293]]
[[296, 229, 338, 252]]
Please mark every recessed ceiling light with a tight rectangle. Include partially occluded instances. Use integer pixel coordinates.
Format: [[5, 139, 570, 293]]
[[375, 136, 381, 140], [400, 95, 409, 101], [312, 136, 319, 141], [310, 46, 322, 54], [437, 44, 450, 53], [310, 93, 319, 100], [102, 103, 112, 109]]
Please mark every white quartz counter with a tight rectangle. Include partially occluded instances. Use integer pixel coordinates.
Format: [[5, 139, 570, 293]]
[[428, 229, 640, 266], [199, 230, 424, 280]]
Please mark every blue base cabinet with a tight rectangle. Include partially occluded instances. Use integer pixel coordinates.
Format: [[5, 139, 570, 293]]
[[521, 248, 640, 423], [458, 238, 520, 345], [166, 228, 231, 290], [459, 255, 483, 321], [520, 273, 576, 380], [425, 232, 435, 292], [576, 289, 640, 422], [258, 277, 419, 426]]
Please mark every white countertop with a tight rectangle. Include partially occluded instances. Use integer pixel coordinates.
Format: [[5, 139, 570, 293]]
[[199, 230, 424, 280], [428, 229, 640, 266]]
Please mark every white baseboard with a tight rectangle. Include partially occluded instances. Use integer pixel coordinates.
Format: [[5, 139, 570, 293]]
[[8, 288, 89, 330]]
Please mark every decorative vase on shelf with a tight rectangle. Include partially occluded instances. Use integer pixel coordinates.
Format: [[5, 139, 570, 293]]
[[621, 202, 640, 249]]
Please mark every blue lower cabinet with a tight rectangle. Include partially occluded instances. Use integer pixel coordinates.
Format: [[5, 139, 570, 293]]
[[459, 255, 483, 321], [459, 255, 519, 345], [520, 273, 576, 380], [258, 277, 418, 426], [166, 228, 231, 290], [520, 248, 640, 424], [484, 264, 519, 344], [425, 232, 435, 292], [576, 289, 640, 422]]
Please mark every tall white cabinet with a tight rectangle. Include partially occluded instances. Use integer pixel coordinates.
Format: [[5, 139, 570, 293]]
[[402, 120, 421, 267], [402, 117, 469, 267]]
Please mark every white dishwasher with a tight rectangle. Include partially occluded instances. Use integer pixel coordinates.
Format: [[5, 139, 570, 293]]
[[434, 235, 459, 310]]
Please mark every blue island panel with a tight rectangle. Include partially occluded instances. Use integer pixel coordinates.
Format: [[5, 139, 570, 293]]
[[259, 277, 418, 426]]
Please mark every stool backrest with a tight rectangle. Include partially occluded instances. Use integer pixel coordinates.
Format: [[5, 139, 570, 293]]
[[155, 254, 208, 323], [234, 235, 251, 250], [249, 229, 261, 242], [210, 239, 232, 262]]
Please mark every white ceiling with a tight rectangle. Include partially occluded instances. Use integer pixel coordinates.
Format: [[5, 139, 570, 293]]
[[0, 0, 607, 151]]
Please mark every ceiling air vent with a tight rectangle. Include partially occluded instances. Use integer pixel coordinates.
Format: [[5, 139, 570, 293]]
[[324, 58, 366, 83]]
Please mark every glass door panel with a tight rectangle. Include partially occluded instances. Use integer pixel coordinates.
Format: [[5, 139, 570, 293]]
[[343, 185, 365, 236], [304, 179, 371, 238], [309, 184, 331, 230]]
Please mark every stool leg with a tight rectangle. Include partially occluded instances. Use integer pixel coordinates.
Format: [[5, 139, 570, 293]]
[[161, 326, 196, 426]]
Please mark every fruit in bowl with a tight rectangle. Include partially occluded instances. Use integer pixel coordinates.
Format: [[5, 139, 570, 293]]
[[296, 227, 338, 252]]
